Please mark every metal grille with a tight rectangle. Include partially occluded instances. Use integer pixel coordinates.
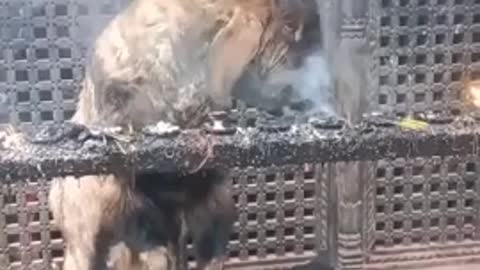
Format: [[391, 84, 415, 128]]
[[367, 156, 480, 264], [226, 164, 329, 267], [368, 0, 480, 117], [362, 0, 480, 268], [0, 0, 128, 130], [0, 164, 330, 270], [0, 177, 64, 270]]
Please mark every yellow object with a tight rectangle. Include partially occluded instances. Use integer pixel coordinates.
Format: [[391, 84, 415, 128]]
[[397, 117, 429, 130]]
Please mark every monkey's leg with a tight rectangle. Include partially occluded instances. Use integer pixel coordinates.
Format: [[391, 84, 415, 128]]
[[175, 212, 189, 270], [134, 172, 189, 270], [63, 246, 90, 270], [49, 174, 132, 270], [134, 211, 185, 270], [108, 242, 139, 270], [185, 173, 237, 270], [108, 215, 175, 270], [137, 246, 171, 270], [63, 242, 111, 270]]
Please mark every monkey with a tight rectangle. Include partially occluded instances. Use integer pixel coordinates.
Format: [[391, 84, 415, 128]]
[[48, 0, 317, 270]]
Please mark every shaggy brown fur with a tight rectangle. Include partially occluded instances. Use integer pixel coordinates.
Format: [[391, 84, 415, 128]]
[[48, 1, 318, 270]]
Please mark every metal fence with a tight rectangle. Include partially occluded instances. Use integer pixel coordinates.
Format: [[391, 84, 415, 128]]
[[0, 0, 129, 130], [369, 0, 480, 116], [363, 0, 480, 268], [1, 0, 480, 269]]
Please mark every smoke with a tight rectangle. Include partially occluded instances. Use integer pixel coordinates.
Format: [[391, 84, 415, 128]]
[[290, 50, 336, 117], [266, 49, 337, 118], [264, 0, 341, 119]]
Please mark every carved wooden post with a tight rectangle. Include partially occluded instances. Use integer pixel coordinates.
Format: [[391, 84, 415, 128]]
[[327, 0, 371, 269], [334, 162, 362, 269]]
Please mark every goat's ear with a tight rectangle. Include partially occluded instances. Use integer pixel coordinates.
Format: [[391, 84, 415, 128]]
[[207, 8, 263, 110]]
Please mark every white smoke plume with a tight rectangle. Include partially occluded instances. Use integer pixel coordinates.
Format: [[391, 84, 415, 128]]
[[265, 49, 337, 118], [291, 50, 336, 117]]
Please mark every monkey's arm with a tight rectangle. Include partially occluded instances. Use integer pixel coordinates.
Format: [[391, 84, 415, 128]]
[[207, 8, 263, 111]]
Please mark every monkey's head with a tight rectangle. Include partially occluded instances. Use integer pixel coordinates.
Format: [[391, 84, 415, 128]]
[[207, 0, 322, 113], [257, 0, 318, 67]]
